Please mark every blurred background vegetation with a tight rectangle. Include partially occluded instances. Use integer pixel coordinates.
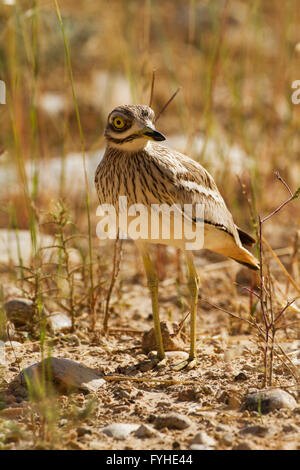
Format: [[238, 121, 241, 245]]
[[1, 0, 300, 233]]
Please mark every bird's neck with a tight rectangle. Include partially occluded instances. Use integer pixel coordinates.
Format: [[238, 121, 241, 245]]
[[105, 139, 153, 154]]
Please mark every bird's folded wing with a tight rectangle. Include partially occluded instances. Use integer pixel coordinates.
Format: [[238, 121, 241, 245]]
[[151, 146, 241, 245]]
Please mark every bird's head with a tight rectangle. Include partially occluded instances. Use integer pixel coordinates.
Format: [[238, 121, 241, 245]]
[[104, 104, 166, 151]]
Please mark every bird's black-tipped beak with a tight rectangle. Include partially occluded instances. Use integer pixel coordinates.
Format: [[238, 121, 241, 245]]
[[142, 126, 166, 142]]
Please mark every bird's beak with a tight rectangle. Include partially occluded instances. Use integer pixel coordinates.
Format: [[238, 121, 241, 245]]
[[140, 126, 166, 142]]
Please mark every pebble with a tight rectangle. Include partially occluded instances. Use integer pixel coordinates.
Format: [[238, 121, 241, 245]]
[[4, 298, 35, 327], [153, 413, 192, 430], [142, 321, 186, 353], [242, 389, 297, 414], [282, 424, 298, 433], [164, 351, 189, 362], [217, 389, 241, 409], [192, 431, 216, 447], [101, 423, 139, 440], [77, 426, 92, 437], [19, 357, 106, 393], [239, 425, 269, 437], [220, 432, 234, 446], [234, 372, 248, 381], [134, 424, 158, 439], [233, 442, 252, 450], [48, 312, 72, 333], [68, 334, 81, 346]]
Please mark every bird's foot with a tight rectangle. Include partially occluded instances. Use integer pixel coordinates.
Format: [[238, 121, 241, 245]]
[[138, 355, 167, 372], [172, 357, 197, 371]]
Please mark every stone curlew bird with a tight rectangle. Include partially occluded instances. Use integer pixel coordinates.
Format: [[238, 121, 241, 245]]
[[95, 104, 258, 370]]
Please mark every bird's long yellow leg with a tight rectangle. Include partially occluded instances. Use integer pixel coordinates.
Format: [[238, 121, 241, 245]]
[[141, 250, 166, 366], [174, 252, 199, 371]]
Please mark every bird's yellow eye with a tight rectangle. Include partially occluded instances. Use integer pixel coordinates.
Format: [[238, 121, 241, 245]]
[[113, 116, 125, 129]]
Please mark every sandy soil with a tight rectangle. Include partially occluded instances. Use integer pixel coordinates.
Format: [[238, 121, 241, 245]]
[[0, 234, 299, 451]]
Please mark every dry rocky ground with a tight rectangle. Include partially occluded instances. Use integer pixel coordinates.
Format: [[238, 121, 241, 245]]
[[0, 227, 300, 451]]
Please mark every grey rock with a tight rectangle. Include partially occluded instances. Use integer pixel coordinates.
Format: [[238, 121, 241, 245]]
[[282, 423, 298, 433], [153, 413, 192, 430], [68, 334, 81, 346], [239, 425, 269, 437], [142, 321, 186, 353], [134, 424, 158, 439], [102, 423, 139, 440], [4, 298, 35, 327], [243, 389, 297, 414], [48, 312, 72, 333], [220, 432, 235, 446], [234, 372, 248, 381], [77, 426, 92, 437], [192, 431, 216, 447], [19, 357, 105, 393], [233, 442, 252, 450]]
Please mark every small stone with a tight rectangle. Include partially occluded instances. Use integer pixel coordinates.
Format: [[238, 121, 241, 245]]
[[102, 423, 139, 440], [18, 357, 106, 393], [134, 424, 157, 438], [153, 413, 192, 430], [240, 425, 269, 437], [89, 441, 103, 450], [67, 440, 85, 450], [165, 351, 189, 362], [77, 426, 92, 437], [177, 387, 197, 401], [48, 312, 72, 333], [233, 442, 252, 450], [4, 298, 35, 327], [217, 390, 241, 409], [68, 334, 81, 346], [242, 389, 297, 414], [234, 372, 248, 381], [282, 424, 298, 433], [220, 432, 234, 446], [142, 322, 186, 353], [201, 385, 213, 396], [192, 431, 216, 447]]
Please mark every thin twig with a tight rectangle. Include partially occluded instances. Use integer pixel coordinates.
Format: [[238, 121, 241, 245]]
[[149, 70, 156, 108], [155, 87, 181, 122]]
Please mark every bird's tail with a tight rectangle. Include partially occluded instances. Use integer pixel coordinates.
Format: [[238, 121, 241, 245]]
[[209, 234, 259, 270], [203, 225, 259, 270], [229, 248, 259, 271], [226, 245, 259, 271]]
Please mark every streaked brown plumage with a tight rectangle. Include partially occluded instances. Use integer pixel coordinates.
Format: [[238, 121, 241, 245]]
[[95, 104, 258, 369]]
